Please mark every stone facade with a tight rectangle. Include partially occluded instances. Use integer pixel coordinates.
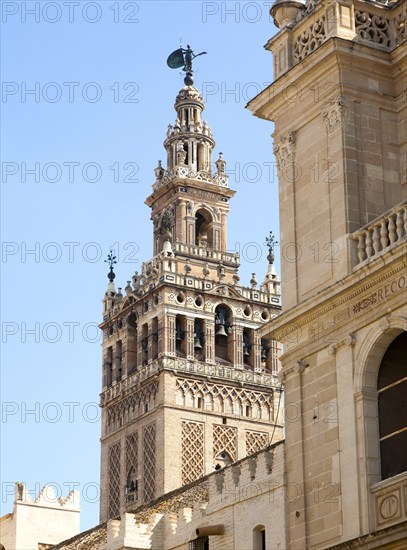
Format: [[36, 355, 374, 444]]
[[52, 442, 286, 550], [249, 0, 407, 548], [0, 483, 80, 550], [98, 82, 283, 523]]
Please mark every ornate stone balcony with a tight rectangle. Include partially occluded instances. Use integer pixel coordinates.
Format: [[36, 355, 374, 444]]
[[152, 165, 229, 191], [138, 246, 280, 305], [270, 0, 406, 79], [351, 201, 407, 269], [100, 356, 279, 407], [173, 241, 239, 265]]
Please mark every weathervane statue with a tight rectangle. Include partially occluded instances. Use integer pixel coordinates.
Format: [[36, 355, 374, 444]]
[[167, 44, 207, 86]]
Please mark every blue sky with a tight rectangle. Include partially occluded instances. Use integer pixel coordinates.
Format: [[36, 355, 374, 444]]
[[1, 0, 279, 531]]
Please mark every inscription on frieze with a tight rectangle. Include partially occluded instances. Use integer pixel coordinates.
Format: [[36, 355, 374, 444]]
[[353, 275, 406, 314], [188, 188, 223, 201]]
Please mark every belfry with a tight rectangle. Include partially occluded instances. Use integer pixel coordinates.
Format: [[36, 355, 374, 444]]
[[98, 69, 283, 522]]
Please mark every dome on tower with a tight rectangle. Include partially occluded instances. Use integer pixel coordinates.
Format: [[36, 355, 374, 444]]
[[175, 85, 204, 109]]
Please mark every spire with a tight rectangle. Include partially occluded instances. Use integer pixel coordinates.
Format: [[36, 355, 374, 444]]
[[145, 51, 235, 257], [160, 84, 217, 179]]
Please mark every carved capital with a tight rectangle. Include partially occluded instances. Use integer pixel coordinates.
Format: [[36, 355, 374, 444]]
[[273, 131, 296, 171], [280, 358, 308, 380], [328, 333, 356, 355], [322, 96, 347, 133]]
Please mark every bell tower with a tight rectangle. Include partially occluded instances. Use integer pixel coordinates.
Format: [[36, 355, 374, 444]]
[[149, 84, 231, 256], [98, 77, 283, 523]]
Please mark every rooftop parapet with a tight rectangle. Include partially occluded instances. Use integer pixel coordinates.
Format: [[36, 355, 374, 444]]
[[268, 0, 406, 79]]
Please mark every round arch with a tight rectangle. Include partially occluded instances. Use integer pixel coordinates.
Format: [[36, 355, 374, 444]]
[[354, 316, 407, 490], [354, 316, 407, 392], [253, 524, 266, 550], [195, 207, 214, 248]]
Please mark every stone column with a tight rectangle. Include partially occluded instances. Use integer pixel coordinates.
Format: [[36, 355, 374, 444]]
[[220, 211, 228, 251], [204, 319, 215, 363], [233, 325, 244, 368], [176, 201, 187, 244], [212, 222, 222, 251], [165, 314, 176, 356], [147, 321, 153, 363], [157, 318, 163, 357], [284, 363, 308, 549], [186, 216, 196, 245], [253, 331, 261, 372], [186, 317, 195, 360], [334, 337, 361, 539]]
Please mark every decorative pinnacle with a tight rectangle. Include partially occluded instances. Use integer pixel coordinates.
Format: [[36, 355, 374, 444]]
[[265, 231, 278, 264], [105, 250, 117, 282]]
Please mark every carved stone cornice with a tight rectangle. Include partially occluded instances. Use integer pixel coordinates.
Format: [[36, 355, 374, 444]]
[[261, 254, 406, 345]]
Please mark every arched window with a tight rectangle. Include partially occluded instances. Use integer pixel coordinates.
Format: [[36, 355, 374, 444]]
[[195, 209, 214, 248], [214, 305, 232, 363], [127, 313, 138, 375], [176, 315, 186, 357], [105, 346, 113, 387], [243, 329, 254, 369], [377, 332, 407, 480], [141, 324, 148, 365], [151, 317, 159, 360], [194, 318, 204, 360], [253, 525, 266, 550], [115, 340, 123, 381]]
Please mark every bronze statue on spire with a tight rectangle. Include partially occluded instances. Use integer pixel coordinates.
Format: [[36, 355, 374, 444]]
[[167, 44, 207, 86]]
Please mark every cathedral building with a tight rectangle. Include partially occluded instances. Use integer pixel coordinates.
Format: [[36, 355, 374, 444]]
[[249, 0, 407, 547], [2, 0, 405, 548]]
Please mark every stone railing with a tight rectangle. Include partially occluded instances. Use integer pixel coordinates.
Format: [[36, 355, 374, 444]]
[[164, 356, 279, 388], [271, 0, 406, 79], [351, 201, 407, 268], [153, 165, 229, 190], [100, 356, 279, 406], [354, 3, 406, 50], [173, 242, 239, 265], [140, 245, 280, 303]]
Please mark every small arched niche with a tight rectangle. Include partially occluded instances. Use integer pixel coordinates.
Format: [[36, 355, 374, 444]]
[[195, 208, 214, 248], [253, 524, 266, 550]]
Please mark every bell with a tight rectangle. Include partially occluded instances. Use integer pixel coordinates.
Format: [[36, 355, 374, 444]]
[[194, 337, 202, 349], [243, 346, 250, 357], [176, 329, 182, 342], [215, 324, 228, 337], [261, 348, 267, 361]]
